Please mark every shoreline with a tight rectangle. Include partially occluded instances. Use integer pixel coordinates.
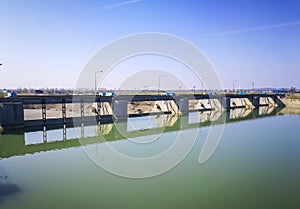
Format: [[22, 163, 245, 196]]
[[281, 97, 300, 108]]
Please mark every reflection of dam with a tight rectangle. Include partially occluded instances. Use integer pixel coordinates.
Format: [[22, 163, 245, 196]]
[[0, 106, 284, 159]]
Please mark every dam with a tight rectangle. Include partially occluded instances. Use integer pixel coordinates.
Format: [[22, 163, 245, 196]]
[[0, 93, 285, 130]]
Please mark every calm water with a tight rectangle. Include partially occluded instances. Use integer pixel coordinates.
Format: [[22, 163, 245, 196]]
[[0, 108, 300, 209]]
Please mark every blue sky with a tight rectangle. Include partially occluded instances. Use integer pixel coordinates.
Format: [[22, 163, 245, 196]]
[[0, 0, 299, 89]]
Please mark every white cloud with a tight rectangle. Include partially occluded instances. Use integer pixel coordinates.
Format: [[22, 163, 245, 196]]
[[101, 0, 142, 10], [214, 21, 300, 36]]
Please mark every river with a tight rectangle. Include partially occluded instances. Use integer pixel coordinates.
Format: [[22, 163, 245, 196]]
[[0, 107, 299, 209]]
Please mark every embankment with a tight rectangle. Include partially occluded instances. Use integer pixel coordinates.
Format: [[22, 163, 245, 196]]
[[281, 97, 300, 108]]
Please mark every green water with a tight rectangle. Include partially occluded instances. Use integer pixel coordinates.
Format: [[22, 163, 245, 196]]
[[0, 109, 300, 209]]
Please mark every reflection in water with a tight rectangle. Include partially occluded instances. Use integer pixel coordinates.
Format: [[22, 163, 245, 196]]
[[0, 106, 284, 159], [0, 176, 20, 197]]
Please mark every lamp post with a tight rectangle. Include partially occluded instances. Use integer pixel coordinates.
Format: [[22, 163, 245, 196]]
[[0, 63, 3, 91], [94, 70, 103, 94], [144, 85, 149, 92], [201, 77, 208, 92], [233, 80, 238, 92], [158, 74, 166, 95]]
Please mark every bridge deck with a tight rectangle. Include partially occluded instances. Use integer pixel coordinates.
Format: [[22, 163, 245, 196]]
[[0, 93, 283, 104]]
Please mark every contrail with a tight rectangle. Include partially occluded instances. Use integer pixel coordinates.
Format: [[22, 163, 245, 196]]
[[214, 21, 300, 36], [101, 0, 142, 10]]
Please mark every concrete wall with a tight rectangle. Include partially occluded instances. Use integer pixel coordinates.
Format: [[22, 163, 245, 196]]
[[112, 100, 128, 120], [0, 102, 24, 129]]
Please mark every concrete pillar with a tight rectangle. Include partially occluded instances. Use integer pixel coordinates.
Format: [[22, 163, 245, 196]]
[[220, 97, 231, 110], [113, 100, 128, 120], [177, 98, 189, 115], [251, 96, 260, 108], [273, 96, 286, 107], [0, 102, 24, 129]]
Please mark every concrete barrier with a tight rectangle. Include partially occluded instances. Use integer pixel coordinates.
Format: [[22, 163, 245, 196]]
[[0, 102, 24, 129]]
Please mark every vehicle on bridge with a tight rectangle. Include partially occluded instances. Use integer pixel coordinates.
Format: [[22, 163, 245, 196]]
[[272, 89, 286, 95], [161, 92, 175, 96], [237, 91, 246, 95], [98, 92, 115, 97], [207, 91, 217, 95], [1, 90, 17, 98]]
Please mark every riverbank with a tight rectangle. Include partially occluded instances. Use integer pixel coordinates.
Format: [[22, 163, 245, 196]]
[[281, 97, 300, 108]]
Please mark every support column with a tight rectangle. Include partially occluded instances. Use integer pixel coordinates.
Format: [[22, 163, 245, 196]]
[[42, 101, 46, 123], [0, 102, 25, 129], [97, 102, 101, 122], [177, 98, 189, 115], [273, 95, 286, 107], [251, 96, 260, 108], [220, 97, 231, 110], [80, 100, 84, 122], [113, 100, 128, 120], [62, 99, 66, 123]]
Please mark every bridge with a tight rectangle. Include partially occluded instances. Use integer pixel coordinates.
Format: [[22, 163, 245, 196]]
[[0, 106, 284, 159], [0, 93, 285, 130]]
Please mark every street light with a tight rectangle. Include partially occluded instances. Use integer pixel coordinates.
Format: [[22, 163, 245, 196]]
[[94, 70, 103, 94], [144, 85, 149, 92], [0, 63, 3, 91], [158, 74, 166, 95], [201, 77, 208, 91], [233, 80, 238, 92]]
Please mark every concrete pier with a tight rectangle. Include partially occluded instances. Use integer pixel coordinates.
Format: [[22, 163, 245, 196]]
[[177, 98, 189, 115], [273, 95, 286, 107], [251, 96, 260, 108], [0, 102, 24, 129], [112, 100, 128, 120], [220, 97, 231, 110]]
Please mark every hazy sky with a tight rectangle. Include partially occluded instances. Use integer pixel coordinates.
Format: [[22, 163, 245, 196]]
[[0, 0, 300, 89]]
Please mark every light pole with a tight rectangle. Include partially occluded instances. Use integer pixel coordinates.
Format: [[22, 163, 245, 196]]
[[233, 80, 238, 92], [0, 63, 3, 91], [158, 74, 166, 95], [94, 70, 103, 94], [201, 77, 208, 92], [144, 85, 149, 92]]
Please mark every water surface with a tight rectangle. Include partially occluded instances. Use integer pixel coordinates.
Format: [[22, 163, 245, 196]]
[[0, 108, 299, 209]]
